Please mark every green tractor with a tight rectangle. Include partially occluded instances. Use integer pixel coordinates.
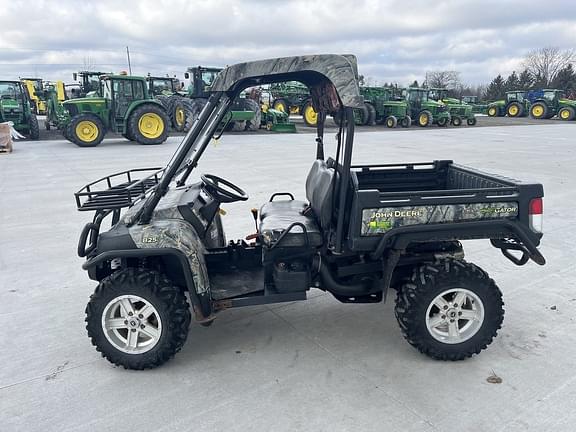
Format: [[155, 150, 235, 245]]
[[60, 74, 170, 147], [41, 82, 69, 131], [0, 80, 40, 139], [487, 91, 529, 118], [349, 86, 411, 128], [528, 89, 576, 121], [146, 75, 188, 132], [183, 66, 262, 132], [428, 88, 476, 126], [462, 95, 488, 115], [402, 88, 451, 127], [269, 81, 318, 126]]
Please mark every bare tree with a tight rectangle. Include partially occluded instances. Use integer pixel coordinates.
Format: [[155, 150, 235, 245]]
[[522, 46, 576, 86], [425, 71, 461, 89]]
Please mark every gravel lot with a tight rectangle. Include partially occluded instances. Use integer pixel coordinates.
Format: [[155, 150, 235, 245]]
[[1, 123, 575, 431]]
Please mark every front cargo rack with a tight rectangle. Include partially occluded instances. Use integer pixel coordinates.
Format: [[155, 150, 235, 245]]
[[75, 167, 164, 211]]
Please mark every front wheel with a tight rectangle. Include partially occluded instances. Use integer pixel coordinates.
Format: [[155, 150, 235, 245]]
[[302, 101, 318, 127], [466, 117, 477, 126], [558, 106, 575, 121], [28, 113, 40, 140], [67, 113, 105, 147], [385, 115, 398, 128], [85, 268, 191, 370], [451, 116, 462, 127], [395, 259, 504, 361]]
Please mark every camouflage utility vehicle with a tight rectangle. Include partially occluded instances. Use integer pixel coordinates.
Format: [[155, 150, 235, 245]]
[[75, 55, 546, 370]]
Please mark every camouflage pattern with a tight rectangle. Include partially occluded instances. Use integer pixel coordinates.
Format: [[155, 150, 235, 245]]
[[123, 188, 211, 294], [361, 202, 519, 236], [210, 54, 364, 108]]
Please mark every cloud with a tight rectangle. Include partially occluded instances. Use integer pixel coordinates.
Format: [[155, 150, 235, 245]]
[[0, 0, 575, 85]]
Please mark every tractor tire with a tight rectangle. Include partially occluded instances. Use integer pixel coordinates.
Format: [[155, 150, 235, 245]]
[[437, 116, 449, 127], [395, 259, 504, 361], [85, 268, 191, 370], [417, 110, 433, 127], [244, 99, 262, 131], [170, 98, 187, 132], [487, 106, 498, 117], [530, 102, 548, 120], [302, 101, 318, 127], [558, 106, 575, 121], [358, 104, 371, 126], [45, 120, 51, 131], [67, 113, 105, 147], [385, 115, 398, 128], [401, 116, 412, 128], [155, 95, 170, 110], [128, 104, 170, 145], [466, 116, 477, 126], [507, 102, 523, 117], [365, 102, 376, 126], [230, 120, 247, 132], [29, 114, 40, 140], [272, 99, 290, 114], [122, 128, 135, 141], [184, 98, 208, 132], [451, 116, 462, 127]]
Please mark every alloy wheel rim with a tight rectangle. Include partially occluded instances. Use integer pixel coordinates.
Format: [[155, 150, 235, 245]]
[[138, 113, 164, 138], [425, 288, 485, 344], [101, 295, 162, 354]]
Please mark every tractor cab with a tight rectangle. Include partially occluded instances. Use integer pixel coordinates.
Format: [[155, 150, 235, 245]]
[[146, 75, 182, 97], [506, 91, 527, 103], [72, 71, 110, 98], [185, 66, 222, 98], [402, 88, 451, 127], [0, 80, 39, 139]]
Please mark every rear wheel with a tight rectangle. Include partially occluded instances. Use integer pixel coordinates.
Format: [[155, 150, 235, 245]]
[[558, 106, 575, 121], [385, 115, 398, 128], [302, 101, 318, 127], [365, 102, 376, 126], [67, 114, 105, 147], [272, 99, 290, 114], [28, 113, 40, 140], [530, 102, 548, 119], [170, 98, 187, 132], [395, 259, 504, 361], [507, 102, 523, 117], [418, 110, 432, 127], [184, 98, 207, 132], [85, 268, 191, 370], [128, 104, 169, 145], [244, 99, 262, 131], [487, 106, 498, 117]]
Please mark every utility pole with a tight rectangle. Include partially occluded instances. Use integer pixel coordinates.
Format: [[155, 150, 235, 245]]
[[126, 46, 132, 75]]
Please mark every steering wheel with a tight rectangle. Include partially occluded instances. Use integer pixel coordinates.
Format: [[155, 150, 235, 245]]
[[201, 174, 249, 203]]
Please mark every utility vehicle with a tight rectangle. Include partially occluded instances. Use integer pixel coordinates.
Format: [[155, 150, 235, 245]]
[[75, 54, 545, 370], [0, 80, 39, 139]]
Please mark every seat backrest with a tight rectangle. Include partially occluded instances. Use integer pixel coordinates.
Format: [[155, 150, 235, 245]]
[[305, 160, 336, 229]]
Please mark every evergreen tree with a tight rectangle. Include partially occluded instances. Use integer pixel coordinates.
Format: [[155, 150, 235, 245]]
[[518, 69, 534, 90], [409, 80, 419, 88], [504, 71, 520, 91], [485, 74, 506, 101], [551, 64, 576, 93]]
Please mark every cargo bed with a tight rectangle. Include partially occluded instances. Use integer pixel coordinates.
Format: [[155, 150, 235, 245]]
[[348, 160, 544, 264]]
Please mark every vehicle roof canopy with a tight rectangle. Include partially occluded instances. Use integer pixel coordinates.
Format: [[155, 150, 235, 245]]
[[210, 54, 364, 108]]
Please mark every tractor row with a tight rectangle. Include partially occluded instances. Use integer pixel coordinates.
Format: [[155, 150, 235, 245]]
[[271, 84, 477, 128], [487, 89, 576, 120]]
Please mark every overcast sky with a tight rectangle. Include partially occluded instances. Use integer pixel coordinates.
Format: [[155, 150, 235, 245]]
[[1, 0, 575, 86]]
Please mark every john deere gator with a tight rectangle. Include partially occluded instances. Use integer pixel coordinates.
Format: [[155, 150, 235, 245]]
[[0, 80, 39, 139], [428, 88, 476, 126], [402, 88, 451, 127], [60, 74, 170, 147], [528, 89, 576, 121], [487, 91, 529, 118]]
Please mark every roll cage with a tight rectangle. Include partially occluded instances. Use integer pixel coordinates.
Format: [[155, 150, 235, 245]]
[[134, 54, 364, 253]]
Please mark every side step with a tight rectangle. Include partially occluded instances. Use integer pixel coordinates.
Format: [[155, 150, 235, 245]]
[[216, 286, 307, 309]]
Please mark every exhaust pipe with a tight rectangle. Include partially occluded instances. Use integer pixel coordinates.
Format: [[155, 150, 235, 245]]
[[315, 256, 375, 296]]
